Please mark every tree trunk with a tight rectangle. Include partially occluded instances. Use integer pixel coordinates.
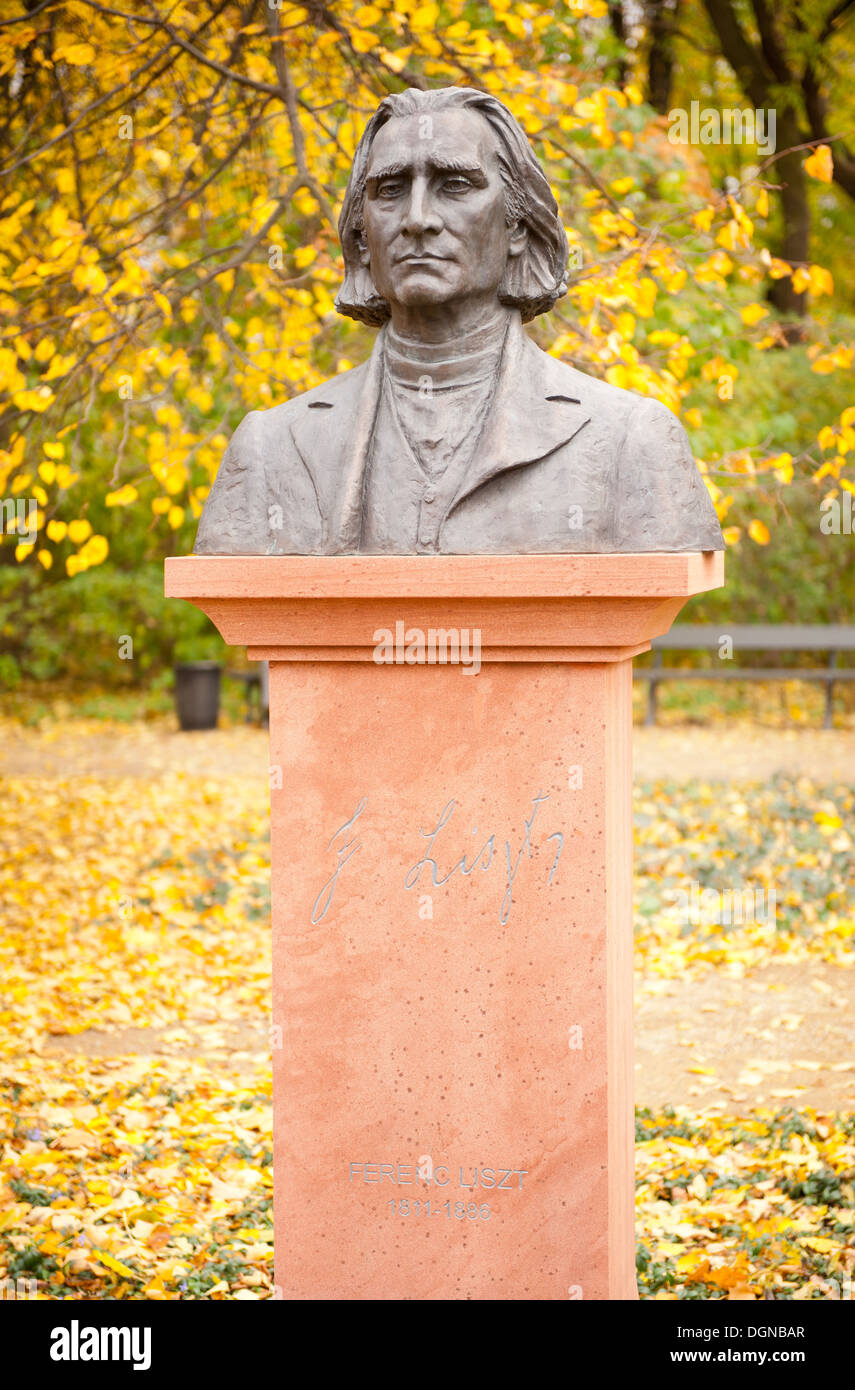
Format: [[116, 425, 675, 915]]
[[607, 1, 628, 88], [647, 0, 681, 114], [701, 0, 810, 325], [767, 125, 810, 321]]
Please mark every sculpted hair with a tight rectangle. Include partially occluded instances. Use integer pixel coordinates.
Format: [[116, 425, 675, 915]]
[[335, 86, 569, 326]]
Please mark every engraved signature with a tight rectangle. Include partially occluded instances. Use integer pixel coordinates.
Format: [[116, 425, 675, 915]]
[[311, 793, 564, 926], [404, 792, 564, 924], [310, 797, 367, 924]]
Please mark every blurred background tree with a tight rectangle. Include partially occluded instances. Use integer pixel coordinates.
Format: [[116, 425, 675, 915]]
[[0, 0, 853, 687]]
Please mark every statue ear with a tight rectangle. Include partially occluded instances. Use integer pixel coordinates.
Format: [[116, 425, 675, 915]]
[[356, 230, 370, 268], [508, 220, 527, 260]]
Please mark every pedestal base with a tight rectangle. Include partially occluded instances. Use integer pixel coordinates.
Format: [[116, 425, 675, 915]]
[[270, 657, 633, 1300]]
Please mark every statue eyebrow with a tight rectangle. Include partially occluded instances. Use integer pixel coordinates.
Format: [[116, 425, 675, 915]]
[[367, 161, 409, 183], [367, 158, 488, 187]]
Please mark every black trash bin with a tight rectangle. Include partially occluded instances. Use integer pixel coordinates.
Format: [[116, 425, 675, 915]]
[[174, 661, 221, 730]]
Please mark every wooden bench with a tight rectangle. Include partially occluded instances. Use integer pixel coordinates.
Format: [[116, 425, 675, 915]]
[[635, 625, 855, 727]]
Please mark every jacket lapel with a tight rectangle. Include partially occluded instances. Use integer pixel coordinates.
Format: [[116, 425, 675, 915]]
[[287, 329, 386, 552], [446, 314, 591, 519]]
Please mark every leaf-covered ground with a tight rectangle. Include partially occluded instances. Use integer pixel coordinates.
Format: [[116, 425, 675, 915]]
[[0, 721, 852, 1299], [635, 776, 855, 979]]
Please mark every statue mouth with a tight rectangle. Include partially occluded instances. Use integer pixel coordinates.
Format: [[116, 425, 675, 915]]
[[397, 253, 451, 264]]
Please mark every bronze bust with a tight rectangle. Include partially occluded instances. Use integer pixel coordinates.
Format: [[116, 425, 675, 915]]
[[195, 86, 723, 556]]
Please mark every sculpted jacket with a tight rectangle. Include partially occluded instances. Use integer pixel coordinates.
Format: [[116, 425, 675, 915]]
[[194, 314, 724, 555]]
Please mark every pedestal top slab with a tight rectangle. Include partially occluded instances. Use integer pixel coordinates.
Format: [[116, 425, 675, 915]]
[[165, 552, 724, 664], [166, 551, 723, 600]]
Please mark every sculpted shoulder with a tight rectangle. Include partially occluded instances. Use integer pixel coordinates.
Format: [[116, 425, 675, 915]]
[[525, 337, 677, 434], [234, 359, 373, 444]]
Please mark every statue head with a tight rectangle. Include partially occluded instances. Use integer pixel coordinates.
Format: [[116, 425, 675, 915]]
[[335, 86, 569, 327]]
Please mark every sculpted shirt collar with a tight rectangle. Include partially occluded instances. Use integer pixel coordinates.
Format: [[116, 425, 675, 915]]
[[385, 308, 511, 391], [288, 309, 592, 551]]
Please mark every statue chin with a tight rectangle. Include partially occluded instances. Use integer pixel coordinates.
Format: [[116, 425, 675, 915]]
[[391, 285, 454, 308], [386, 274, 461, 308]]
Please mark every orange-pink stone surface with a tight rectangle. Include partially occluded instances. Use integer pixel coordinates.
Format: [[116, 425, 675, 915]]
[[164, 553, 723, 1300]]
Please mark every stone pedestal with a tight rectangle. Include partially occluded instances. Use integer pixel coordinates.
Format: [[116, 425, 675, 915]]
[[165, 551, 723, 1300]]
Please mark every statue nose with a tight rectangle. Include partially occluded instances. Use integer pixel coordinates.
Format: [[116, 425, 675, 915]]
[[402, 180, 442, 236]]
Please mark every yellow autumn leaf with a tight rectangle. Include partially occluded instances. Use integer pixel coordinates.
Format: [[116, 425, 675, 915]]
[[766, 452, 793, 485], [105, 484, 138, 507], [410, 2, 440, 29], [792, 267, 811, 294], [13, 386, 54, 412], [153, 291, 173, 323], [42, 353, 76, 382], [748, 519, 770, 544], [67, 518, 93, 543], [817, 425, 837, 450], [809, 265, 834, 296], [379, 47, 408, 73], [72, 263, 108, 296], [799, 1237, 837, 1254], [350, 28, 378, 52], [79, 534, 109, 566], [804, 145, 833, 182], [96, 1251, 139, 1280], [56, 42, 96, 65]]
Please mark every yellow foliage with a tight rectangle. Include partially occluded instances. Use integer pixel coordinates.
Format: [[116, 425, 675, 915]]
[[0, 0, 843, 561], [804, 144, 833, 182], [105, 485, 139, 507]]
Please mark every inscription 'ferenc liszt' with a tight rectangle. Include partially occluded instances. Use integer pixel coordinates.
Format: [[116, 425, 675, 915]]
[[310, 793, 565, 926], [195, 85, 724, 557]]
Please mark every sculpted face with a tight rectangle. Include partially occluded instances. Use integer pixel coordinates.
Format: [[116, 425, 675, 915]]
[[360, 107, 526, 325]]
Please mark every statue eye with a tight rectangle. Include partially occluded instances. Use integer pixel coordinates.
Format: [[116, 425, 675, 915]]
[[442, 176, 472, 193], [376, 179, 403, 199]]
